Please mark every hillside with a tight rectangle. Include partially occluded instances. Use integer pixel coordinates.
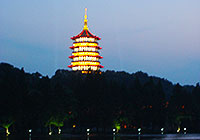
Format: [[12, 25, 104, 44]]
[[0, 62, 200, 134]]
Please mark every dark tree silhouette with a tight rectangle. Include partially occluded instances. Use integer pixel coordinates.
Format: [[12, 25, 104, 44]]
[[0, 62, 199, 135]]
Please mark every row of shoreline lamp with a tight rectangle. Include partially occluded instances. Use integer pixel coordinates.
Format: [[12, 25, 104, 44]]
[[47, 127, 188, 136], [4, 127, 188, 136]]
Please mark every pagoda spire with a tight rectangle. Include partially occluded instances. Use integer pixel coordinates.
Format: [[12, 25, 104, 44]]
[[83, 8, 88, 30]]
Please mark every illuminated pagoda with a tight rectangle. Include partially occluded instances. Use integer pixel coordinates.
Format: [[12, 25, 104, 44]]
[[68, 8, 103, 73]]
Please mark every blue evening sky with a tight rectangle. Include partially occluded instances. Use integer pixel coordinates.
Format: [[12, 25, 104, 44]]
[[0, 0, 200, 85]]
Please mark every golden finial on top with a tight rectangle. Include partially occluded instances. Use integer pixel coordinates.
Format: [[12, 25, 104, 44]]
[[83, 8, 88, 30], [85, 8, 87, 19]]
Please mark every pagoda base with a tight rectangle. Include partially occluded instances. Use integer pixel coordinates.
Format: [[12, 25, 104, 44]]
[[81, 71, 102, 74]]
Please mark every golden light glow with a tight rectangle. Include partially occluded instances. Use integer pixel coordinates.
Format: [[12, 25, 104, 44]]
[[73, 56, 99, 61], [73, 42, 98, 47], [73, 125, 76, 128], [71, 61, 100, 66], [83, 8, 88, 30], [72, 52, 99, 57], [74, 47, 97, 52], [82, 71, 88, 74], [72, 66, 99, 71], [75, 37, 96, 42]]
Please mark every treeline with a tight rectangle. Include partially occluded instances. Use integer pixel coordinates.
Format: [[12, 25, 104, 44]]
[[0, 63, 200, 135]]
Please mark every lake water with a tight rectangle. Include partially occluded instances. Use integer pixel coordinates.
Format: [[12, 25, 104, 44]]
[[2, 134, 200, 140]]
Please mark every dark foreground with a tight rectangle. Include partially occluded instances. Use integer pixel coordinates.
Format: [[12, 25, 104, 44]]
[[1, 63, 200, 133], [2, 134, 200, 140]]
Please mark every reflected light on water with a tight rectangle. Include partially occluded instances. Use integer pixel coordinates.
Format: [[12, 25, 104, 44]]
[[158, 134, 200, 140], [2, 134, 200, 140], [113, 136, 115, 140]]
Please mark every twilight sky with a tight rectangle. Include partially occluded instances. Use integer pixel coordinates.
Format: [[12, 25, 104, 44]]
[[0, 0, 200, 85]]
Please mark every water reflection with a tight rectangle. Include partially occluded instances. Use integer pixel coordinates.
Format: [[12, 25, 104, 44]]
[[86, 135, 119, 140], [2, 134, 200, 140]]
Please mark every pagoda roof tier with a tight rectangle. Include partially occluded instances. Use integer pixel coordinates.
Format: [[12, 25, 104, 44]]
[[68, 65, 104, 68], [71, 8, 100, 40], [70, 61, 101, 67], [69, 55, 103, 59], [71, 51, 100, 57], [72, 60, 100, 63], [72, 51, 99, 53], [73, 41, 98, 44], [70, 46, 102, 49], [71, 30, 101, 40]]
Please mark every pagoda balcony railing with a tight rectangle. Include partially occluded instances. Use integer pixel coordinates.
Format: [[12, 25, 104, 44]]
[[73, 41, 98, 44], [72, 51, 100, 53], [71, 60, 100, 63], [70, 46, 102, 50]]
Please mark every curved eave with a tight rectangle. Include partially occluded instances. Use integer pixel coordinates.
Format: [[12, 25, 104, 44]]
[[68, 65, 104, 68], [73, 41, 99, 44], [70, 46, 102, 49], [99, 65, 104, 68], [69, 55, 103, 59], [71, 30, 101, 40]]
